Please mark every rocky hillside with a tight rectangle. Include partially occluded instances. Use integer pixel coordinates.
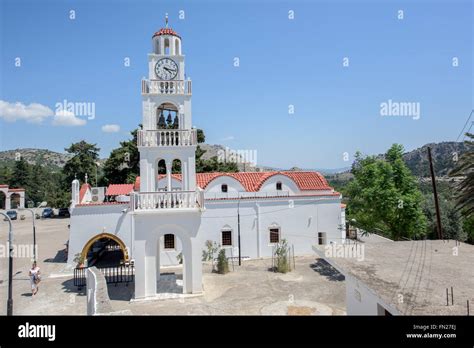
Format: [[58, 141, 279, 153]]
[[0, 148, 71, 170], [327, 141, 468, 183], [402, 142, 468, 177], [199, 144, 260, 172], [0, 141, 467, 177]]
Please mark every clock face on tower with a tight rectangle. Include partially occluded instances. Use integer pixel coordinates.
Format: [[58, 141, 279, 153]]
[[155, 58, 178, 80]]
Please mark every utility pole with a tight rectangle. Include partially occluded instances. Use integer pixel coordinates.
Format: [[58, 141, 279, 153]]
[[428, 147, 443, 239], [237, 197, 241, 266], [0, 212, 13, 315]]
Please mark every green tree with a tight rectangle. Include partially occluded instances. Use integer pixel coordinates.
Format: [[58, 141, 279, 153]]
[[346, 144, 427, 240], [102, 129, 140, 185], [0, 165, 13, 185], [463, 215, 474, 244], [102, 127, 238, 185], [10, 158, 31, 189], [63, 141, 100, 186]]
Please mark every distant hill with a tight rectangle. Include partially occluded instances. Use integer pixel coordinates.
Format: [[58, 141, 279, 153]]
[[326, 141, 468, 185], [401, 142, 468, 177], [199, 144, 260, 172], [0, 148, 71, 170], [0, 141, 467, 177]]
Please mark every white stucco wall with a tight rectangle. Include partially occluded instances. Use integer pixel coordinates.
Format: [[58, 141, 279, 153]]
[[197, 196, 342, 260], [204, 176, 246, 193], [67, 203, 132, 266], [68, 195, 343, 267], [345, 274, 400, 315], [259, 175, 299, 194]]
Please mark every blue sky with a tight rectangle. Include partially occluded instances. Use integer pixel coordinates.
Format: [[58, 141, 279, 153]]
[[0, 0, 472, 169]]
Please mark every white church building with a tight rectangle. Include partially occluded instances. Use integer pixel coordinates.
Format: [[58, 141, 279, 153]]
[[67, 20, 346, 299]]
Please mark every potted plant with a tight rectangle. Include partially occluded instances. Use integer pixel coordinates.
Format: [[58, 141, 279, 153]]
[[73, 253, 85, 268]]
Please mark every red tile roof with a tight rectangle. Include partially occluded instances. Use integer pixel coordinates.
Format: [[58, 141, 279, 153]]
[[106, 184, 134, 196], [134, 171, 332, 192], [152, 28, 181, 39], [79, 183, 91, 202]]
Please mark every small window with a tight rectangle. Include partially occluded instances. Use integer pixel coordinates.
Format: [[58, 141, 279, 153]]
[[318, 232, 327, 245], [269, 228, 280, 244], [222, 230, 232, 246], [164, 234, 175, 249], [221, 184, 228, 193], [276, 182, 282, 190]]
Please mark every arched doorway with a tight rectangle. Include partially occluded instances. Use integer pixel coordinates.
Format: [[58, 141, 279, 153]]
[[0, 191, 5, 210], [157, 233, 184, 294], [10, 193, 20, 209], [154, 226, 203, 296], [80, 233, 129, 268], [133, 222, 202, 299]]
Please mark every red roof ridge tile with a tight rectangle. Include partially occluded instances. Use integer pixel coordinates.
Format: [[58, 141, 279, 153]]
[[134, 171, 333, 192]]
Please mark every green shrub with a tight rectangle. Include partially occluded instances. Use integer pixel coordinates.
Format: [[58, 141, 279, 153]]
[[216, 249, 229, 274], [202, 240, 219, 261], [275, 239, 290, 273]]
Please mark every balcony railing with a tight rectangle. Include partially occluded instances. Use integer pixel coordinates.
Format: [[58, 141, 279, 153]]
[[142, 79, 192, 95], [130, 189, 204, 211], [138, 129, 197, 147]]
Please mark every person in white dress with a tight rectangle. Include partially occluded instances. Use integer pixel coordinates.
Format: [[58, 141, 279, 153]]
[[29, 262, 41, 296]]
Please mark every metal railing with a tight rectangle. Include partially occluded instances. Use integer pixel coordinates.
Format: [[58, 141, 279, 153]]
[[130, 189, 204, 211], [73, 265, 135, 289], [137, 129, 197, 147], [141, 79, 192, 95]]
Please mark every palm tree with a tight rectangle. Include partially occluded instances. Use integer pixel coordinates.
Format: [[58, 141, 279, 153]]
[[450, 132, 474, 217]]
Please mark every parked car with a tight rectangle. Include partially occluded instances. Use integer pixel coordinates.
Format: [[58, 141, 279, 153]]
[[42, 208, 54, 218], [5, 210, 17, 220], [58, 208, 70, 218]]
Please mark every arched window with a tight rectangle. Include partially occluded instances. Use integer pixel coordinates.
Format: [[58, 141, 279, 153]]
[[221, 184, 228, 193], [269, 227, 280, 244], [175, 39, 180, 55], [157, 103, 179, 130], [164, 38, 170, 55], [276, 182, 282, 190], [155, 38, 161, 55], [221, 230, 232, 246]]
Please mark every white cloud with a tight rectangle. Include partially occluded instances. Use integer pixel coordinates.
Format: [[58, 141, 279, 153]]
[[52, 110, 86, 127], [101, 124, 120, 133], [0, 100, 54, 124]]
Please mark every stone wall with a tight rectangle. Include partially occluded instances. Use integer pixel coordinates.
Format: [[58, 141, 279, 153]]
[[86, 267, 114, 315]]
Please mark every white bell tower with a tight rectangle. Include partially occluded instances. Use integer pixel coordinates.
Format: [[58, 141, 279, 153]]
[[132, 16, 203, 298], [138, 14, 197, 194]]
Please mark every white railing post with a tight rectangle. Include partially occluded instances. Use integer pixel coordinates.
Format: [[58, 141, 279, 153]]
[[137, 129, 197, 147], [142, 80, 191, 96]]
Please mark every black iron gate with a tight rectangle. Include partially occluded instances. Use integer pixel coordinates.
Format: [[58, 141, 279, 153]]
[[73, 265, 135, 289]]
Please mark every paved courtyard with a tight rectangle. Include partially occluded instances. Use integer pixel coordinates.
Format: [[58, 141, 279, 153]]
[[0, 215, 346, 315]]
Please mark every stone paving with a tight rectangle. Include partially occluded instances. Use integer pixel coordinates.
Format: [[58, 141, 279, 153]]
[[0, 216, 346, 315]]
